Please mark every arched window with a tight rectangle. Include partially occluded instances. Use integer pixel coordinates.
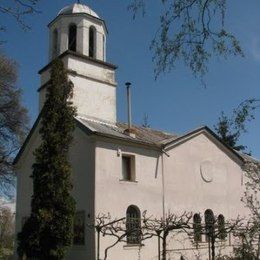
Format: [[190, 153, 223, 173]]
[[52, 29, 58, 58], [193, 214, 202, 243], [89, 26, 96, 58], [217, 214, 227, 240], [68, 24, 77, 52], [126, 205, 141, 244], [205, 209, 215, 242]]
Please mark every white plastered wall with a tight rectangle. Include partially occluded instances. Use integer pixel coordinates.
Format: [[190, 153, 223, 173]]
[[39, 55, 117, 122], [94, 132, 248, 260], [94, 139, 163, 260], [15, 128, 249, 260], [14, 125, 96, 260], [163, 132, 247, 259], [163, 133, 245, 217]]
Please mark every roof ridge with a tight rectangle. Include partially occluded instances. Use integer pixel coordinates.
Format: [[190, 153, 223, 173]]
[[76, 115, 117, 128], [117, 121, 177, 137]]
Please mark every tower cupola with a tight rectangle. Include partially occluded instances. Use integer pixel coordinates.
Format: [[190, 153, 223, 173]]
[[38, 3, 117, 123], [49, 3, 107, 61]]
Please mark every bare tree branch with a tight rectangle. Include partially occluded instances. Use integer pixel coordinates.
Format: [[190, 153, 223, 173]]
[[0, 0, 40, 38], [128, 0, 243, 81], [0, 52, 29, 197]]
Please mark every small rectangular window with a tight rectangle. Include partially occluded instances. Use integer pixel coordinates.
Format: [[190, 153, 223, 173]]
[[21, 216, 28, 228], [122, 155, 135, 181], [73, 211, 85, 246]]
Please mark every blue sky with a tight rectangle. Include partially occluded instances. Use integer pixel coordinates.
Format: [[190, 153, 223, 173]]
[[2, 0, 260, 158]]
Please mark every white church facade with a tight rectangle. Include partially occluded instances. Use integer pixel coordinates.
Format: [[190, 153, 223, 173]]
[[15, 3, 250, 260]]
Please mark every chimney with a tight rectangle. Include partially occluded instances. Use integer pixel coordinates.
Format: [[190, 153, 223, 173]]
[[124, 82, 136, 138]]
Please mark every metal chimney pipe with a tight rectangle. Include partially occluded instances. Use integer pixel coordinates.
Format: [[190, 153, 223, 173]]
[[125, 82, 132, 130]]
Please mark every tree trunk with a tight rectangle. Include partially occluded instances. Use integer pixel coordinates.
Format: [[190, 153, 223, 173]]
[[211, 235, 215, 260], [158, 235, 161, 260], [162, 231, 168, 260], [256, 234, 260, 260], [96, 229, 100, 260]]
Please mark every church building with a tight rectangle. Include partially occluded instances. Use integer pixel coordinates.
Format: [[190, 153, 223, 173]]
[[14, 3, 250, 259]]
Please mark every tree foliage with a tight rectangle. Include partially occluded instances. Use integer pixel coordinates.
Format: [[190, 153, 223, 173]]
[[128, 0, 243, 79], [17, 59, 76, 259], [0, 52, 28, 197], [214, 99, 260, 152]]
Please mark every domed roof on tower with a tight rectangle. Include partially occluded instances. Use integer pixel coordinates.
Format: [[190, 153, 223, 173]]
[[58, 3, 99, 18]]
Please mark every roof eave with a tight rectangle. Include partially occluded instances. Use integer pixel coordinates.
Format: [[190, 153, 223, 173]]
[[162, 126, 245, 164], [75, 118, 162, 149], [13, 111, 42, 166], [48, 13, 109, 34], [14, 115, 95, 166]]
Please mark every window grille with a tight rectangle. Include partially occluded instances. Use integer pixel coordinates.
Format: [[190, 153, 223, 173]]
[[73, 211, 85, 245], [126, 205, 141, 244], [193, 213, 202, 242], [205, 209, 215, 242], [218, 214, 227, 240]]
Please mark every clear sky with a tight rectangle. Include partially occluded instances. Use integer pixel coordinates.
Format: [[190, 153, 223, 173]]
[[2, 0, 260, 158]]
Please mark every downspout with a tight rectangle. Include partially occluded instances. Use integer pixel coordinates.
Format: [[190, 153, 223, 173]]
[[160, 148, 169, 260], [154, 146, 169, 260], [161, 152, 166, 222], [160, 148, 170, 222]]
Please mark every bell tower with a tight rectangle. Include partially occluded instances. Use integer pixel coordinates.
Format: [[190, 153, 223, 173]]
[[38, 3, 117, 123]]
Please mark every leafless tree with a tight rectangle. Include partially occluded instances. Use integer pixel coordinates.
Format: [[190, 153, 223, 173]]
[[0, 0, 40, 33], [142, 113, 150, 128], [91, 213, 126, 260], [92, 211, 193, 260], [200, 215, 241, 260], [142, 211, 193, 260], [0, 205, 15, 258], [0, 52, 29, 197]]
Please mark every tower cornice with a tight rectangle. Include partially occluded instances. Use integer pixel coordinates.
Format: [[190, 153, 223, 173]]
[[48, 13, 108, 34], [38, 50, 117, 75]]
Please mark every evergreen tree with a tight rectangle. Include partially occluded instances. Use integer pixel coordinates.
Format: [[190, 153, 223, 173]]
[[17, 59, 76, 259], [214, 99, 259, 153]]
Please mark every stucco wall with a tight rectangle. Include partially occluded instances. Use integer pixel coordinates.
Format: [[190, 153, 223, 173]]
[[39, 55, 117, 123], [94, 132, 248, 260], [163, 133, 245, 217], [15, 126, 96, 260], [94, 139, 163, 260], [15, 128, 248, 260]]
